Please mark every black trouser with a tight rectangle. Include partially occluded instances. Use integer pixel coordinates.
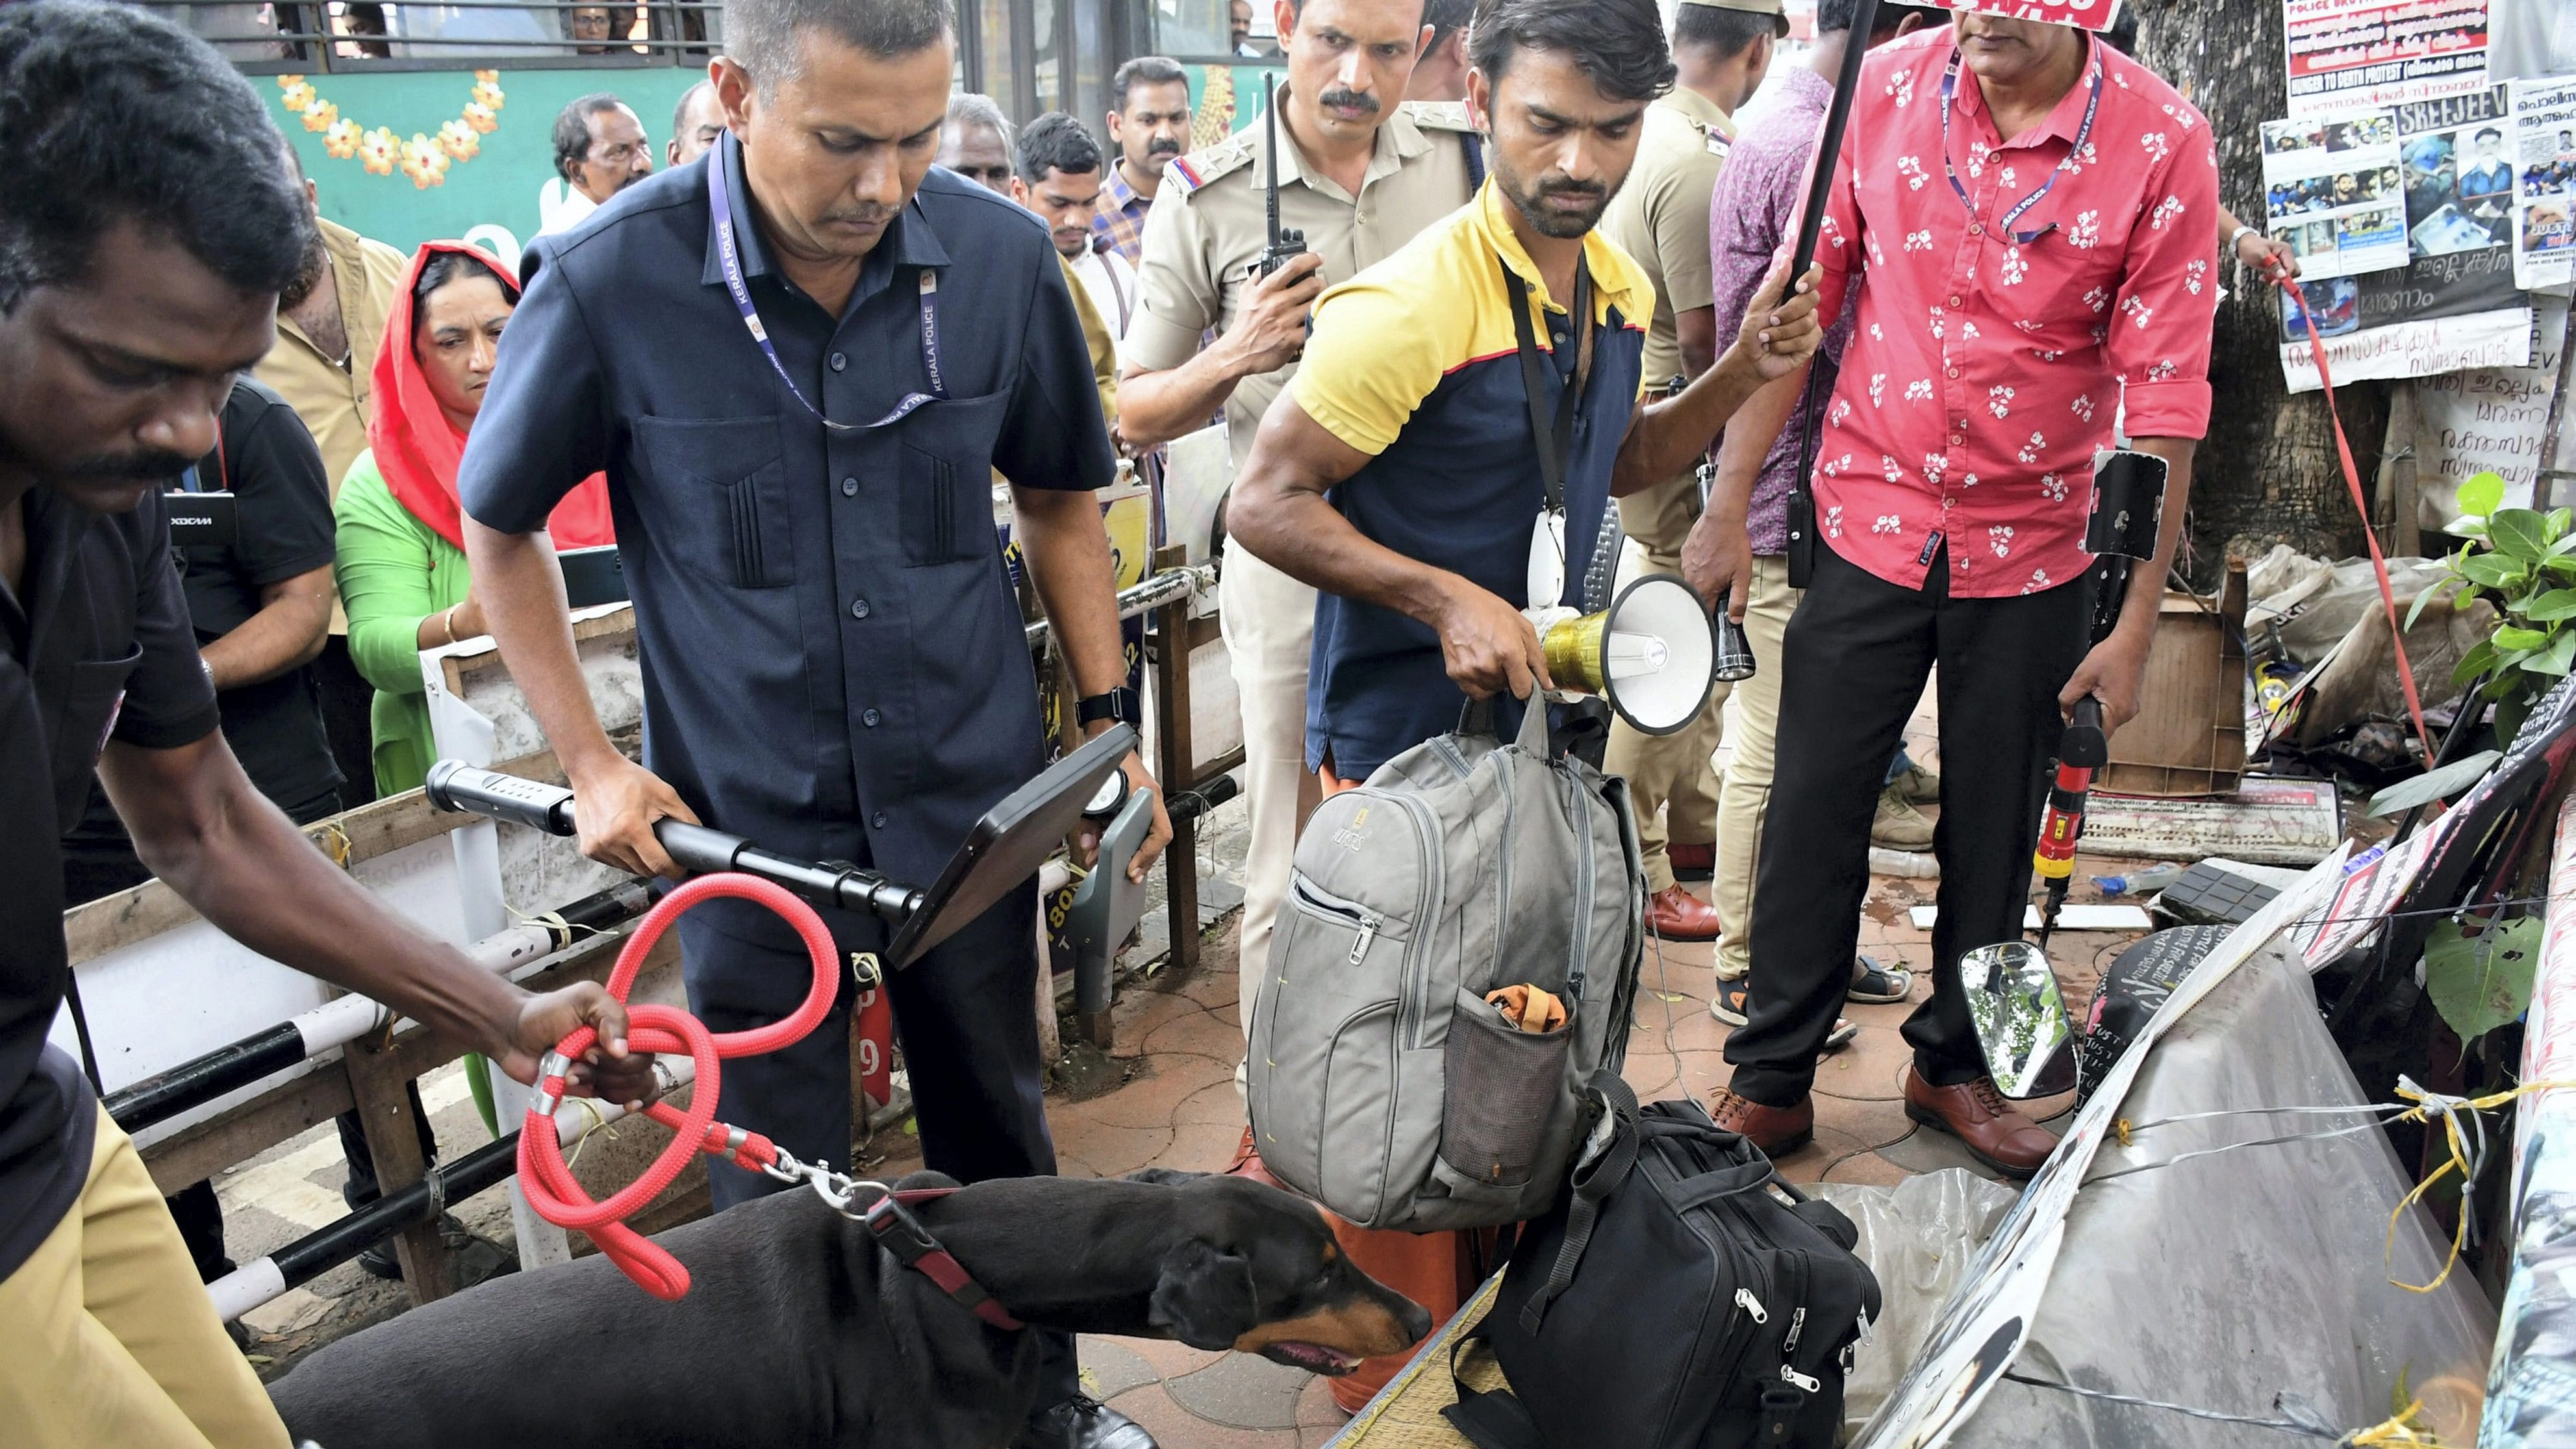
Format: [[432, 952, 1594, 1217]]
[[314, 635, 381, 808], [1724, 542, 2090, 1106], [682, 882, 1079, 1410]]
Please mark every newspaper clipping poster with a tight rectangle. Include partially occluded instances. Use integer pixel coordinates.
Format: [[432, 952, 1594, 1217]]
[[2511, 75, 2576, 290], [2264, 110, 2412, 279], [2286, 0, 2493, 116]]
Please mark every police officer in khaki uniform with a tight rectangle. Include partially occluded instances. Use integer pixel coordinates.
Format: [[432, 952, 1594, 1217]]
[[1595, 0, 1781, 942], [1119, 0, 1482, 1070]]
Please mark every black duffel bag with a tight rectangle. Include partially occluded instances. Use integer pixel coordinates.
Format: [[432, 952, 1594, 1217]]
[[1445, 1085, 1880, 1449]]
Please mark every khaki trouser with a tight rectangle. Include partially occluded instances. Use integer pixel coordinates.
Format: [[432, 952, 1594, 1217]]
[[0, 1107, 288, 1449], [1601, 468, 1726, 895], [1220, 542, 1323, 1039], [1711, 553, 1800, 981]]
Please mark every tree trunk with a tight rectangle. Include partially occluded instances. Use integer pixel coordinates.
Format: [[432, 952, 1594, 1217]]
[[2134, 0, 2390, 581]]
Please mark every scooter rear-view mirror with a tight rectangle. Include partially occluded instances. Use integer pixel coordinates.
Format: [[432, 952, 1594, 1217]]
[[1961, 940, 2078, 1099]]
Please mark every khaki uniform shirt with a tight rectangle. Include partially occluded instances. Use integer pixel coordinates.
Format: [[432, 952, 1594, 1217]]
[[1126, 95, 1482, 472], [1597, 88, 1737, 393], [255, 217, 407, 499], [1597, 88, 1736, 555], [1061, 254, 1120, 427]]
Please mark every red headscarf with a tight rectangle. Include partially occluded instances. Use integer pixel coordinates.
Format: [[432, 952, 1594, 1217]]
[[370, 240, 615, 552]]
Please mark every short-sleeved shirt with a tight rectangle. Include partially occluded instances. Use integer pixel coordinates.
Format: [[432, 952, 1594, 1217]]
[[257, 217, 407, 501], [1596, 86, 1737, 392], [63, 379, 342, 878], [458, 135, 1114, 944], [1800, 30, 2219, 598], [1286, 181, 1653, 777], [1126, 95, 1482, 472], [2, 485, 221, 1281]]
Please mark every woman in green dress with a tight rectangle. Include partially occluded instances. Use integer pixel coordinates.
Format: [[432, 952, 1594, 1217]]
[[334, 242, 614, 795]]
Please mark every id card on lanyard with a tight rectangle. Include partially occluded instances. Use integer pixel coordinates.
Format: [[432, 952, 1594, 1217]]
[[707, 145, 949, 431], [1936, 46, 2104, 244], [1501, 252, 1592, 612]]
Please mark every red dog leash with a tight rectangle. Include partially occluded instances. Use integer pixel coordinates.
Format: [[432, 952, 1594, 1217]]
[[2279, 273, 2434, 757], [518, 873, 1020, 1327]]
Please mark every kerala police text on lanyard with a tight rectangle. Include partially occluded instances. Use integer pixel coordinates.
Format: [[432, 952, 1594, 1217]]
[[707, 151, 947, 430], [1936, 47, 2104, 244]]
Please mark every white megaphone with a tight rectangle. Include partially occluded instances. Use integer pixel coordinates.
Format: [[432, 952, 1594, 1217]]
[[1524, 575, 1719, 736]]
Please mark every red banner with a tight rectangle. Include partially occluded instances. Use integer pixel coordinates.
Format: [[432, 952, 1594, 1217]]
[[1925, 0, 2125, 29]]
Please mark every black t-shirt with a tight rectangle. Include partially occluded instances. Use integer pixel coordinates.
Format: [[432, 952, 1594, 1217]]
[[1, 485, 221, 1281], [62, 380, 340, 868]]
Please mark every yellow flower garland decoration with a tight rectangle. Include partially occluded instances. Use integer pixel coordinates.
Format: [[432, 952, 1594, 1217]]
[[277, 71, 505, 190]]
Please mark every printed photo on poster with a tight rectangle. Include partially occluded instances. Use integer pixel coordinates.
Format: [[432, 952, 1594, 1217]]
[[2511, 75, 2576, 289], [2264, 109, 2411, 278], [2285, 0, 2492, 117]]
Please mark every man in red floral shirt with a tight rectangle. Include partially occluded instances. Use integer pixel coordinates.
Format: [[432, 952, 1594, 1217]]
[[1692, 9, 2216, 1176]]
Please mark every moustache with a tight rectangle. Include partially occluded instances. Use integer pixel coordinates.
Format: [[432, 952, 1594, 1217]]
[[818, 205, 898, 229], [1315, 88, 1379, 117], [1539, 180, 1607, 202], [1147, 138, 1182, 156], [62, 447, 196, 484]]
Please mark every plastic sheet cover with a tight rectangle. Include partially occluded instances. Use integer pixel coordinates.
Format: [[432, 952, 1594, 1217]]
[[1813, 1172, 2021, 1442], [1951, 938, 2491, 1447]]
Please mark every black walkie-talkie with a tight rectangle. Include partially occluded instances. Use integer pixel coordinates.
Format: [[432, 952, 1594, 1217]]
[[1256, 71, 1304, 279]]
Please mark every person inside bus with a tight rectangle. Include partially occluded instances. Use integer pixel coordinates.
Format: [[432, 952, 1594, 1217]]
[[539, 93, 653, 237], [332, 242, 614, 800]]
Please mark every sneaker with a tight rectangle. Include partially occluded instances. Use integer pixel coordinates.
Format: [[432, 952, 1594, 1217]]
[[1711, 984, 1858, 1049], [1890, 761, 1941, 804], [1871, 788, 1935, 851]]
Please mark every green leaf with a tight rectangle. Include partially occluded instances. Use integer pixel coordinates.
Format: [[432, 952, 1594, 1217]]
[[2527, 589, 2576, 622], [2491, 509, 2550, 561], [2453, 638, 2500, 687], [2548, 554, 2576, 579], [2529, 631, 2576, 677], [2551, 507, 2573, 540], [2367, 750, 2501, 816], [2549, 529, 2576, 559], [2460, 471, 2507, 517], [2495, 625, 2551, 651], [2460, 553, 2528, 589], [2423, 916, 2541, 1043], [2455, 517, 2491, 542], [2406, 586, 2444, 630]]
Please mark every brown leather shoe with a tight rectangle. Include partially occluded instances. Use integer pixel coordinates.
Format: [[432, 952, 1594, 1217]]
[[1645, 884, 1723, 941], [1226, 1125, 1289, 1192], [1706, 1088, 1814, 1157], [1902, 1067, 2057, 1179], [1667, 841, 1715, 881]]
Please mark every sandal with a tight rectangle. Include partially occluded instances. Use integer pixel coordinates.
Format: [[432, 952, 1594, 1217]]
[[1712, 985, 1858, 1050], [1847, 953, 1913, 1004]]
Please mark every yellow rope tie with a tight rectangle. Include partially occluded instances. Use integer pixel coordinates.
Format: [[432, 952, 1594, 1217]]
[[503, 900, 610, 948], [561, 1095, 611, 1172], [2386, 1076, 2576, 1294], [2342, 1397, 2438, 1446], [309, 821, 353, 870]]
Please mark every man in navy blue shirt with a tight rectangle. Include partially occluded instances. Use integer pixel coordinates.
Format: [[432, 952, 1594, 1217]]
[[458, 3, 1167, 1444]]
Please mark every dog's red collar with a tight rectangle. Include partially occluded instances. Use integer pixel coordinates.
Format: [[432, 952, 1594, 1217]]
[[859, 1189, 1024, 1331]]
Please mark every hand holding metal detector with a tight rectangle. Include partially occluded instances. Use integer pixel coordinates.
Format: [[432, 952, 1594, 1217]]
[[424, 724, 1137, 970]]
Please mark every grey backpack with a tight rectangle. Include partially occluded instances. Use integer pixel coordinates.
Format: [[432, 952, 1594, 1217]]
[[1246, 701, 1647, 1232]]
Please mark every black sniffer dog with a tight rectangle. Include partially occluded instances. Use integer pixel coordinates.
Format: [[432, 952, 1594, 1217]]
[[268, 1168, 1430, 1449]]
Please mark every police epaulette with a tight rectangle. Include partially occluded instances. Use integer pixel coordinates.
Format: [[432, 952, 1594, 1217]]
[[1403, 99, 1476, 132], [1166, 132, 1256, 195]]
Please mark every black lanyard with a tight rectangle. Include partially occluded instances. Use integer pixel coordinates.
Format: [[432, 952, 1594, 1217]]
[[1500, 251, 1593, 516]]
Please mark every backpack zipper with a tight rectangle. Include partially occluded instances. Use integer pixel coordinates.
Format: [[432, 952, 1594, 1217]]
[[1563, 769, 1595, 1005], [1734, 1287, 1767, 1324], [1372, 790, 1441, 1052]]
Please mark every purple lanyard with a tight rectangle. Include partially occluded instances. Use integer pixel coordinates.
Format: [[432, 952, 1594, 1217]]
[[707, 145, 946, 431], [1936, 47, 2104, 246]]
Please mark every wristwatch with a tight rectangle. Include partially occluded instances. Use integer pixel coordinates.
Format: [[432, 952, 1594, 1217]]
[[1075, 690, 1139, 727], [2227, 223, 2258, 254]]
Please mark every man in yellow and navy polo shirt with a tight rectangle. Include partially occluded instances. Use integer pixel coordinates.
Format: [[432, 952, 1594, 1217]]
[[1224, 0, 1819, 1398], [1230, 0, 1821, 785]]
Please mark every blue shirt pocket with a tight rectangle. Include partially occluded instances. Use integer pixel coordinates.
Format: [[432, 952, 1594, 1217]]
[[898, 391, 1010, 568], [631, 414, 792, 589]]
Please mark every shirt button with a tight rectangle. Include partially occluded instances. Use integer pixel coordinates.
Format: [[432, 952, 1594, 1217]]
[[862, 708, 881, 727], [1946, 367, 1962, 379], [1949, 295, 1965, 308], [1969, 222, 1984, 236], [850, 597, 872, 619], [841, 476, 859, 497], [870, 810, 888, 829], [829, 352, 848, 372]]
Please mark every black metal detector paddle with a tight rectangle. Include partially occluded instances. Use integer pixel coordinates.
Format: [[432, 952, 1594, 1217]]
[[1781, 0, 1878, 591], [425, 724, 1137, 970]]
